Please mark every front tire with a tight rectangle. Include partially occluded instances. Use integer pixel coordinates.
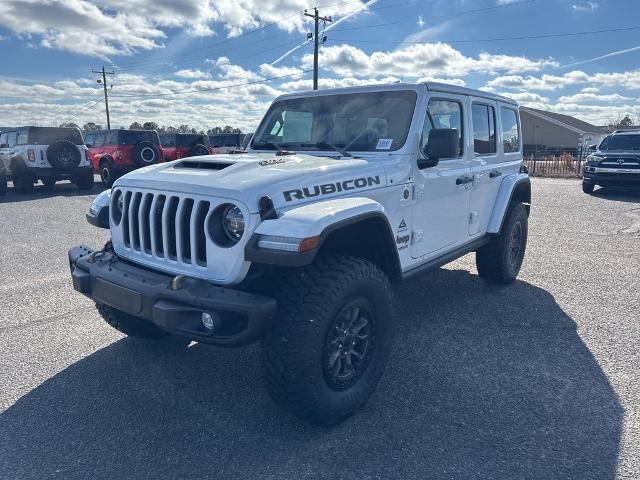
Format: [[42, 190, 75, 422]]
[[96, 303, 169, 339], [582, 181, 595, 194], [100, 161, 118, 188], [261, 255, 393, 426], [476, 202, 528, 284]]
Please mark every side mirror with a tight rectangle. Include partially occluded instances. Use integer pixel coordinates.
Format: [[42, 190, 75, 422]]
[[418, 129, 458, 169], [588, 144, 597, 152], [85, 144, 92, 148]]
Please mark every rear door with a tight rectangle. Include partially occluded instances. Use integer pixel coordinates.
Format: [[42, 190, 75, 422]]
[[468, 99, 500, 235]]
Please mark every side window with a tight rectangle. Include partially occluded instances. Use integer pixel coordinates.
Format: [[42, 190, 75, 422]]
[[0, 133, 7, 147], [93, 133, 105, 148], [472, 104, 496, 155], [421, 99, 463, 159], [84, 134, 94, 146], [6, 132, 17, 148], [17, 131, 28, 145], [105, 131, 118, 145], [501, 108, 520, 153]]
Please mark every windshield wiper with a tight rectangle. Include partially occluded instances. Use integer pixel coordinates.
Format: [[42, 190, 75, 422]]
[[315, 141, 353, 158]]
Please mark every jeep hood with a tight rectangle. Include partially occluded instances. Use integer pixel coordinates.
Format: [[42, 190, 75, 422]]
[[113, 153, 389, 212]]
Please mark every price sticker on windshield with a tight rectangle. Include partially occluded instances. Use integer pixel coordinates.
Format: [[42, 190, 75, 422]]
[[376, 138, 393, 150]]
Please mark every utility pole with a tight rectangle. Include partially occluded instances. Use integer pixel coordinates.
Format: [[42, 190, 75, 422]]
[[304, 8, 332, 90], [92, 66, 114, 129]]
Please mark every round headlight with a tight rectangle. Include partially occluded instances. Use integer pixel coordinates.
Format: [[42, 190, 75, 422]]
[[111, 190, 124, 225], [222, 205, 245, 241]]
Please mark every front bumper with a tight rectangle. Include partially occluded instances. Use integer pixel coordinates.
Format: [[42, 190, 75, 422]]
[[584, 168, 640, 187], [68, 245, 277, 347]]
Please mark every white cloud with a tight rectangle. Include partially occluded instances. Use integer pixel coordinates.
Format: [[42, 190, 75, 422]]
[[572, 2, 599, 12], [174, 69, 210, 79], [0, 0, 369, 58], [558, 92, 632, 104], [304, 43, 557, 79], [258, 64, 304, 78], [485, 71, 591, 91]]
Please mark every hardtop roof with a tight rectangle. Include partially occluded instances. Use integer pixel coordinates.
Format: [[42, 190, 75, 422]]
[[274, 81, 518, 106]]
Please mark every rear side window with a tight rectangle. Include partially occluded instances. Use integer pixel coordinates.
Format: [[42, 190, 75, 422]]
[[27, 127, 83, 145], [176, 134, 207, 148], [472, 104, 496, 155], [92, 133, 106, 148], [105, 131, 118, 145], [501, 108, 520, 153], [210, 134, 241, 148], [119, 130, 157, 145], [17, 131, 28, 145], [160, 135, 175, 148], [0, 133, 7, 147], [421, 99, 464, 158]]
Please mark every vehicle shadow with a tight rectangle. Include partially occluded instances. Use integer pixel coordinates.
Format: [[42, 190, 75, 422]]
[[0, 176, 106, 203], [0, 268, 622, 480], [592, 186, 640, 204]]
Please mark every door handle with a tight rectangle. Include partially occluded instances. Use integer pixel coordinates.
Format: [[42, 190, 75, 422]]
[[489, 170, 502, 178], [456, 175, 473, 185]]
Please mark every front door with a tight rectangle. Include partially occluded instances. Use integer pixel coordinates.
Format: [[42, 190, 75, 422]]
[[411, 96, 471, 259]]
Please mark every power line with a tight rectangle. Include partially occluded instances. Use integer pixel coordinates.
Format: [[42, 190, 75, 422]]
[[109, 70, 312, 99], [62, 96, 104, 125], [328, 24, 640, 45]]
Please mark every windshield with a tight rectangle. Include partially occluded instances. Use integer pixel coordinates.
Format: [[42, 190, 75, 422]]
[[599, 134, 640, 151], [252, 90, 417, 153], [119, 130, 159, 145], [28, 127, 83, 145]]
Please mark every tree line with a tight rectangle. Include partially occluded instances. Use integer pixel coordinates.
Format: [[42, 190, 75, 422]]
[[59, 122, 243, 135]]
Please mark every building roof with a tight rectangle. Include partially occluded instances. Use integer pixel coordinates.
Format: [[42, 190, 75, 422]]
[[522, 107, 608, 134]]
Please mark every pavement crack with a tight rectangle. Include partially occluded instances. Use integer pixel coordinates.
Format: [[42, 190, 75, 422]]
[[0, 306, 95, 333]]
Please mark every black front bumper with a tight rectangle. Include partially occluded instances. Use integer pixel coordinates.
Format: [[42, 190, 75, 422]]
[[584, 171, 640, 188], [69, 246, 277, 347]]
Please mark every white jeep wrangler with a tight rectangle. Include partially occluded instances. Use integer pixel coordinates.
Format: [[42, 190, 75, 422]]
[[69, 83, 530, 425], [0, 126, 93, 194]]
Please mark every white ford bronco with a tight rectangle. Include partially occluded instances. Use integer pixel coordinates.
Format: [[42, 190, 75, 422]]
[[0, 126, 93, 194], [69, 83, 531, 425]]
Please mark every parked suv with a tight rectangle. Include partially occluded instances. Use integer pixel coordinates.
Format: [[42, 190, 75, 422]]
[[160, 133, 212, 161], [0, 126, 92, 194], [85, 129, 163, 187], [583, 129, 640, 193], [70, 83, 530, 425]]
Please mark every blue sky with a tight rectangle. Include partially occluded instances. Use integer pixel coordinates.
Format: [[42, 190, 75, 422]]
[[1, 0, 639, 131]]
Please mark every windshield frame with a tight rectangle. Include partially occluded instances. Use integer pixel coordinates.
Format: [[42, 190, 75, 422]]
[[251, 89, 418, 154]]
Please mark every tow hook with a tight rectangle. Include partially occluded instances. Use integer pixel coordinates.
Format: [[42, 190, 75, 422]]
[[171, 274, 187, 291]]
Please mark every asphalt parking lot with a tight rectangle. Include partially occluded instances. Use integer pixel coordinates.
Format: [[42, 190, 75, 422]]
[[0, 177, 639, 480]]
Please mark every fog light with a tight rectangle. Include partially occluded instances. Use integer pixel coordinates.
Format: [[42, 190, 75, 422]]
[[201, 312, 218, 331]]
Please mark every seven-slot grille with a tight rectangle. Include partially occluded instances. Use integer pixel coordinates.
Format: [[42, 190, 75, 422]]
[[113, 189, 211, 267]]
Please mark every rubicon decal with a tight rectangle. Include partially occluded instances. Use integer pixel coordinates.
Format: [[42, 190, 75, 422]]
[[283, 176, 381, 202]]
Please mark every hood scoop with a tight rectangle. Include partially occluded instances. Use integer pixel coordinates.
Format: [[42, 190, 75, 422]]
[[174, 160, 235, 171]]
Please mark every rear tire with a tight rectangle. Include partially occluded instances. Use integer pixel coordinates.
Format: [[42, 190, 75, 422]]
[[582, 181, 595, 194], [41, 177, 57, 190], [13, 173, 35, 194], [75, 171, 94, 190], [476, 201, 528, 284], [261, 255, 393, 426], [96, 303, 169, 339]]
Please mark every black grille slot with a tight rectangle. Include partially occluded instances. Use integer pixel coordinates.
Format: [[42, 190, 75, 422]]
[[122, 191, 132, 247], [130, 192, 142, 250], [166, 196, 179, 260], [153, 195, 166, 257], [195, 201, 210, 266], [181, 198, 195, 263], [140, 193, 153, 253]]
